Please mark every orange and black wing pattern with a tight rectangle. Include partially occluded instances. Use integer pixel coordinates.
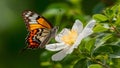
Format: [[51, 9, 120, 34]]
[[22, 10, 53, 49]]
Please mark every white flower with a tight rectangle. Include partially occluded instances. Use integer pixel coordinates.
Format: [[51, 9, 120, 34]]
[[45, 19, 96, 61]]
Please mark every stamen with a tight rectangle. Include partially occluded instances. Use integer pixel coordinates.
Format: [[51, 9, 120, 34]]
[[61, 30, 78, 45]]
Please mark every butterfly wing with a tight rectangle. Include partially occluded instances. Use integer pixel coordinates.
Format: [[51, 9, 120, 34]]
[[22, 10, 55, 49], [39, 26, 58, 48], [22, 10, 53, 31]]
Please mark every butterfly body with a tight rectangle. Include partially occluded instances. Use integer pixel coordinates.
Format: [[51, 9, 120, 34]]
[[22, 10, 58, 49]]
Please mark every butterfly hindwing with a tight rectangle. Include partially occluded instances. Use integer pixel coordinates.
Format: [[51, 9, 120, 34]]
[[26, 28, 50, 49], [26, 29, 40, 48]]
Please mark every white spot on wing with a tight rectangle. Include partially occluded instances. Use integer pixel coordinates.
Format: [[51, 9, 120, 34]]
[[32, 14, 38, 18], [28, 14, 39, 24], [31, 20, 37, 22], [25, 11, 32, 17], [29, 22, 37, 24], [29, 17, 36, 20]]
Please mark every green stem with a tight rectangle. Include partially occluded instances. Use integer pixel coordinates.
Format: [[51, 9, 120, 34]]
[[55, 9, 62, 26], [110, 23, 120, 34]]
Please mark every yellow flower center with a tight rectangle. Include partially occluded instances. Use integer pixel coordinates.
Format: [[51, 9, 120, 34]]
[[61, 30, 78, 46]]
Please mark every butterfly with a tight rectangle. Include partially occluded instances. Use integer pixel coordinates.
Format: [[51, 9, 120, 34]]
[[22, 10, 58, 49]]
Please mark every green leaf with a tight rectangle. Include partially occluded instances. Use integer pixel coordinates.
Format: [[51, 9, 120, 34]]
[[43, 8, 65, 18], [109, 45, 120, 58], [42, 3, 69, 17], [95, 34, 112, 49], [40, 61, 51, 66], [85, 38, 96, 52], [74, 58, 87, 68], [104, 8, 114, 19], [40, 51, 53, 61], [93, 14, 108, 21], [110, 45, 120, 54], [100, 34, 112, 42], [89, 64, 102, 68], [94, 45, 120, 57], [93, 24, 108, 32], [111, 58, 120, 68], [115, 18, 120, 25], [110, 54, 120, 58], [95, 54, 108, 60], [94, 45, 113, 55]]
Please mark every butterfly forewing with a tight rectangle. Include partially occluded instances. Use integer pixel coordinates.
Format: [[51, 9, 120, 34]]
[[22, 10, 53, 31]]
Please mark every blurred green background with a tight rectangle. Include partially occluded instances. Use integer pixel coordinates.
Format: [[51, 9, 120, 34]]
[[0, 0, 119, 68]]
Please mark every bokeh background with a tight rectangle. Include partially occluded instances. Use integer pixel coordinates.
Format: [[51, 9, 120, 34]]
[[0, 0, 119, 68]]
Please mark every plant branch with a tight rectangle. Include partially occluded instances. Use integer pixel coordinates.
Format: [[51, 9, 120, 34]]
[[95, 60, 110, 68]]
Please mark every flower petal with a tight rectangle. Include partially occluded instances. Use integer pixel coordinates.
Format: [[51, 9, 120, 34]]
[[83, 19, 96, 32], [45, 42, 67, 51], [81, 19, 96, 37], [73, 20, 96, 48], [82, 28, 93, 38], [55, 28, 70, 42], [52, 47, 70, 61], [72, 19, 83, 34]]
